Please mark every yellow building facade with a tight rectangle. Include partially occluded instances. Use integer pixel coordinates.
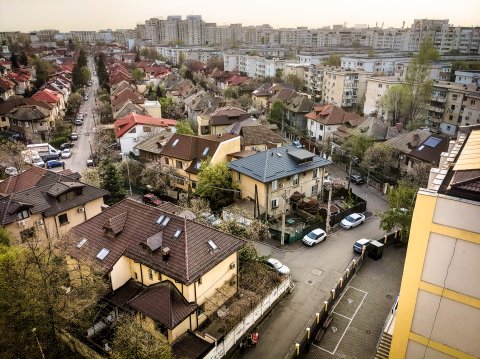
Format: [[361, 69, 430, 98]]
[[390, 128, 480, 359]]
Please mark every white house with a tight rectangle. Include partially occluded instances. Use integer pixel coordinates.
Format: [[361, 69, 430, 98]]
[[114, 113, 176, 155]]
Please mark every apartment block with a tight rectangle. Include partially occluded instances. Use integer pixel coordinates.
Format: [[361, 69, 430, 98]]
[[363, 76, 403, 116], [389, 126, 480, 359], [322, 68, 368, 109], [455, 70, 480, 86], [427, 81, 479, 136]]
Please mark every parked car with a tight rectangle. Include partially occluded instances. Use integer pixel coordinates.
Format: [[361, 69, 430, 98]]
[[292, 140, 303, 149], [266, 258, 290, 276], [60, 142, 74, 150], [86, 159, 94, 167], [340, 213, 366, 229], [61, 149, 72, 158], [46, 160, 64, 169], [70, 132, 78, 140], [353, 238, 372, 253], [143, 193, 162, 207], [74, 119, 83, 126], [302, 228, 327, 246], [349, 174, 364, 185], [4, 167, 18, 176], [84, 95, 89, 101]]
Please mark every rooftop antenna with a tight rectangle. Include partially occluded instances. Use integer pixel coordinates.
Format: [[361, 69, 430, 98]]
[[402, 21, 405, 29]]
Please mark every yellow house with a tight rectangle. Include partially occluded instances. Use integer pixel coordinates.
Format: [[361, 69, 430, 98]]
[[160, 133, 241, 192], [196, 106, 250, 136], [70, 198, 244, 345], [389, 127, 480, 359], [227, 146, 332, 218], [0, 166, 108, 243]]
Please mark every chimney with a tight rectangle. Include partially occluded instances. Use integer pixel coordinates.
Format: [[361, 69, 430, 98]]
[[162, 247, 170, 261]]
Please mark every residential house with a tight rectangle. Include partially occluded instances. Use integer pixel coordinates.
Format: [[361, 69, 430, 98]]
[[111, 88, 145, 113], [389, 127, 480, 359], [227, 146, 331, 218], [110, 80, 133, 96], [384, 129, 448, 172], [69, 198, 244, 345], [455, 70, 480, 86], [165, 78, 196, 101], [6, 70, 32, 95], [355, 117, 401, 141], [8, 105, 52, 142], [0, 96, 55, 134], [160, 133, 241, 191], [306, 104, 362, 142], [282, 94, 314, 140], [251, 83, 273, 108], [183, 90, 223, 121], [134, 131, 174, 162], [32, 88, 64, 120], [239, 125, 284, 151], [114, 113, 176, 155], [142, 100, 162, 118], [112, 100, 144, 120], [0, 77, 15, 101], [0, 167, 108, 243], [197, 106, 250, 135]]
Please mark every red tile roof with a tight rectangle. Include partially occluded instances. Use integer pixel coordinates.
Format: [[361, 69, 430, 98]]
[[32, 89, 61, 104], [305, 105, 360, 125], [110, 88, 144, 107], [114, 113, 176, 138]]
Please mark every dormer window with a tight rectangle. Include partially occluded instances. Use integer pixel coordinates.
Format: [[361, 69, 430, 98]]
[[59, 189, 81, 202], [17, 209, 30, 220]]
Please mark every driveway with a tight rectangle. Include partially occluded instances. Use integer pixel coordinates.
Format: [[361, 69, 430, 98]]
[[234, 165, 391, 359]]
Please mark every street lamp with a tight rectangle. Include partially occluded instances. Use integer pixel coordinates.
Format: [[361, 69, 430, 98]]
[[120, 152, 133, 196], [32, 328, 46, 359]]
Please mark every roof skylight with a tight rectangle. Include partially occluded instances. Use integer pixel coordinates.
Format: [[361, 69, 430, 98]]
[[208, 239, 218, 252], [77, 238, 87, 248], [96, 248, 110, 261]]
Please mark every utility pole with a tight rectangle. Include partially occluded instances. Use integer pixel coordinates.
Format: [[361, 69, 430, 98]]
[[325, 184, 333, 234], [347, 153, 353, 192], [280, 188, 287, 246]]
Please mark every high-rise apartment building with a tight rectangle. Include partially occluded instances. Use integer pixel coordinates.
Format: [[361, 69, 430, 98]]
[[389, 126, 480, 359]]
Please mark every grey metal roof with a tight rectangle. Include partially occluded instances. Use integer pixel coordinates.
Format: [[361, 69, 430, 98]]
[[227, 146, 331, 183]]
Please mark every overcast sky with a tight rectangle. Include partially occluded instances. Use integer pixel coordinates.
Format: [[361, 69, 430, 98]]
[[1, 0, 479, 32]]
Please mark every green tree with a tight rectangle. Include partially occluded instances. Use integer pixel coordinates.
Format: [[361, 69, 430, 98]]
[[95, 52, 109, 90], [379, 182, 418, 242], [284, 73, 304, 91], [175, 120, 194, 135], [111, 315, 173, 359], [81, 168, 101, 187], [324, 54, 341, 66], [196, 161, 236, 208], [118, 158, 144, 188], [66, 92, 83, 116], [72, 65, 91, 89], [100, 161, 127, 205], [10, 53, 19, 69], [19, 51, 28, 66], [135, 49, 141, 62], [402, 37, 439, 125], [67, 39, 76, 51], [32, 58, 54, 89], [131, 68, 145, 82], [178, 51, 186, 67], [268, 100, 284, 124], [0, 232, 108, 359], [239, 94, 253, 109], [159, 97, 184, 120], [361, 143, 395, 174], [380, 84, 408, 124], [77, 49, 88, 68], [275, 68, 284, 79], [224, 86, 240, 99], [341, 130, 374, 162]]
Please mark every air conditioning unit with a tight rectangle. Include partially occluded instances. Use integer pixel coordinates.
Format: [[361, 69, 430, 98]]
[[18, 220, 26, 227], [36, 219, 44, 226], [78, 207, 85, 213], [229, 262, 236, 269], [33, 130, 38, 133]]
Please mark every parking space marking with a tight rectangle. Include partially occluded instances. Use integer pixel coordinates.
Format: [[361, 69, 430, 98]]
[[316, 286, 368, 355]]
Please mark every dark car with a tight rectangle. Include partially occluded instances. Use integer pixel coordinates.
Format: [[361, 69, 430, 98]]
[[349, 174, 365, 185], [143, 193, 162, 207], [46, 160, 65, 169], [60, 142, 74, 150]]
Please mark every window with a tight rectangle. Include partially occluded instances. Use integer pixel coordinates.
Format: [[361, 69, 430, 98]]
[[451, 105, 455, 111], [449, 115, 453, 121], [272, 180, 278, 191], [176, 160, 183, 169], [20, 228, 36, 242], [58, 213, 69, 226], [472, 100, 476, 105], [237, 172, 241, 182], [197, 303, 205, 316], [129, 127, 136, 133], [378, 84, 383, 88], [312, 168, 318, 178], [133, 272, 138, 280], [164, 158, 169, 165], [452, 94, 458, 100], [143, 126, 151, 132], [148, 269, 153, 281], [292, 174, 299, 186], [17, 209, 29, 220], [271, 198, 279, 209], [198, 276, 202, 285], [59, 190, 79, 202]]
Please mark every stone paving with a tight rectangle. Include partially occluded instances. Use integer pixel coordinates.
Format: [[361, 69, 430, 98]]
[[304, 244, 406, 359]]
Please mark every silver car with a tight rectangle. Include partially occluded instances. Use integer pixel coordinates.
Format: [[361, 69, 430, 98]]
[[340, 213, 366, 229], [266, 258, 290, 276]]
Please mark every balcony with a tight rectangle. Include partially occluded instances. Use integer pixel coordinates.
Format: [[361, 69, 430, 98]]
[[429, 105, 444, 113], [431, 96, 446, 103]]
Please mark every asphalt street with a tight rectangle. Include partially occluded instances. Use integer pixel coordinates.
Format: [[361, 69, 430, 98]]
[[237, 171, 390, 359], [59, 57, 99, 174]]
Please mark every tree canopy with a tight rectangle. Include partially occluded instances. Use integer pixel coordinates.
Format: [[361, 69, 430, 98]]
[[268, 100, 284, 124], [196, 161, 236, 208], [100, 161, 127, 205], [341, 130, 374, 162], [324, 54, 341, 66], [175, 120, 194, 135]]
